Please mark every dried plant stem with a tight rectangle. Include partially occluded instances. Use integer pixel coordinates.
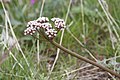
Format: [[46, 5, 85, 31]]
[[0, 42, 24, 70], [48, 40, 120, 78], [98, 0, 119, 40], [47, 0, 72, 79], [1, 0, 33, 76], [67, 28, 97, 61], [37, 0, 46, 65]]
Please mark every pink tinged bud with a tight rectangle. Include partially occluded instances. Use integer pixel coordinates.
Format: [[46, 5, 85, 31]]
[[54, 34, 57, 36], [36, 26, 40, 29], [45, 32, 49, 35], [32, 30, 35, 33], [45, 17, 49, 22], [55, 22, 58, 26], [30, 32, 33, 35], [51, 33, 53, 35], [24, 32, 27, 35], [48, 35, 52, 38]]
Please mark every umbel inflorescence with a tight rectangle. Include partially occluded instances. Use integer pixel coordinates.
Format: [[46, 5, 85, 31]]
[[24, 17, 66, 39]]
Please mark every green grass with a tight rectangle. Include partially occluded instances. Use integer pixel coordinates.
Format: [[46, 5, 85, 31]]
[[0, 0, 120, 79]]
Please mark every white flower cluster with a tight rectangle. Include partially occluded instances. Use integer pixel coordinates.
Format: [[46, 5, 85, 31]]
[[24, 20, 37, 35], [41, 23, 57, 39], [24, 17, 66, 39], [24, 17, 50, 35], [45, 28, 57, 38], [51, 18, 66, 30]]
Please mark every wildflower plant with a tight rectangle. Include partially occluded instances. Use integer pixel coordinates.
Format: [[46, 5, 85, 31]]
[[24, 17, 120, 78], [24, 17, 65, 40]]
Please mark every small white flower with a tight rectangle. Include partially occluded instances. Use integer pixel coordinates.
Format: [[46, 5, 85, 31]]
[[51, 17, 66, 30], [45, 31, 49, 35], [30, 33, 33, 35], [51, 18, 60, 22], [41, 23, 52, 29], [45, 27, 57, 39], [27, 20, 37, 28], [36, 17, 49, 23], [54, 34, 57, 36], [24, 32, 27, 35], [48, 35, 52, 38], [51, 18, 56, 22]]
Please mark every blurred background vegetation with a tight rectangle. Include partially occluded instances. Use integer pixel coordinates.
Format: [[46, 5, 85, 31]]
[[0, 0, 120, 79]]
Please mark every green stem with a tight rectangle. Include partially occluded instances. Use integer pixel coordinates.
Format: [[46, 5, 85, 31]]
[[49, 40, 120, 78]]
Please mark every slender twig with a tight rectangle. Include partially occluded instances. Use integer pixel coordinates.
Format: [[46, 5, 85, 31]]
[[80, 0, 97, 61]]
